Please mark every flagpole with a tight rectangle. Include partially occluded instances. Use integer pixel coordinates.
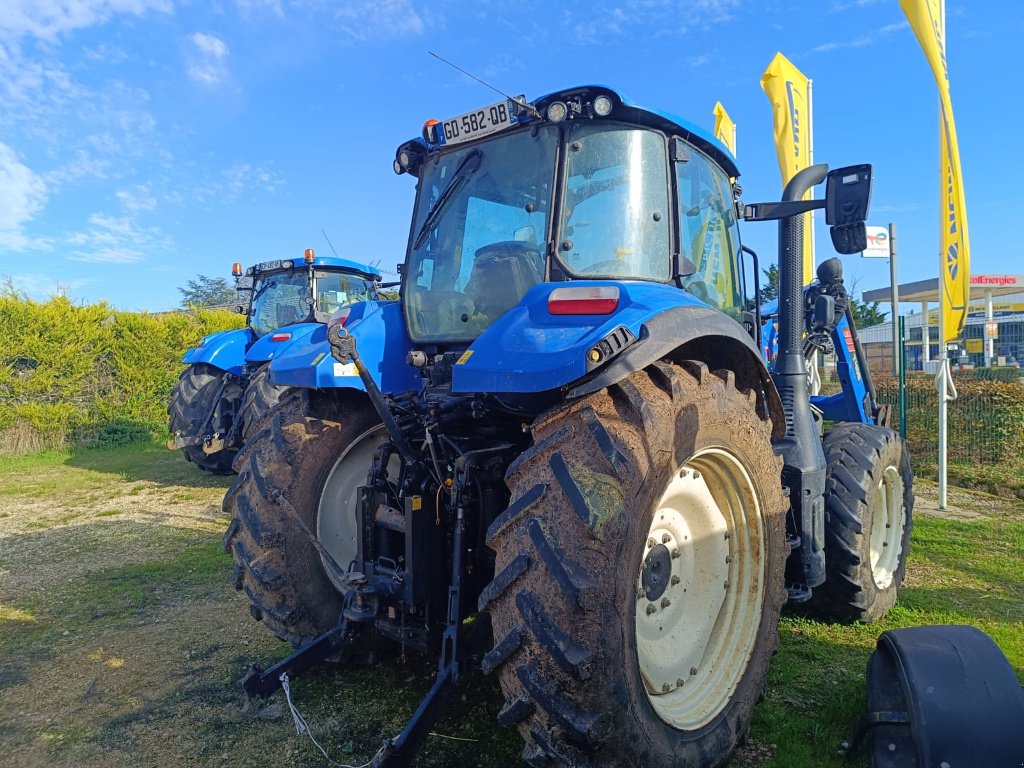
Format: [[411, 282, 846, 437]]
[[936, 0, 950, 509]]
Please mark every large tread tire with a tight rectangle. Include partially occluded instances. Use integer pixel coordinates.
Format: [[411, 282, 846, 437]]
[[238, 364, 292, 444], [222, 388, 383, 650], [168, 362, 239, 474], [812, 422, 913, 623], [483, 361, 788, 768]]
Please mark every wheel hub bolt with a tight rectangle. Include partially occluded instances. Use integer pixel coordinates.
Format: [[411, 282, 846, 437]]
[[647, 537, 657, 548], [724, 531, 732, 539], [662, 683, 671, 692], [670, 575, 680, 586], [692, 471, 701, 479], [725, 555, 732, 564], [690, 666, 698, 676], [662, 533, 671, 544], [676, 678, 685, 687], [660, 597, 671, 608], [646, 604, 657, 616], [724, 580, 730, 589], [671, 548, 680, 559]]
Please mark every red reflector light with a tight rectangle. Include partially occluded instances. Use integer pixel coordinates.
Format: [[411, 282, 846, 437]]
[[271, 332, 292, 342], [548, 286, 620, 315]]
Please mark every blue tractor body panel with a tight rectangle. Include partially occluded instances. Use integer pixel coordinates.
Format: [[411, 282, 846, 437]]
[[182, 328, 255, 377], [810, 314, 871, 423], [244, 321, 322, 365], [269, 301, 421, 394], [451, 281, 711, 394]]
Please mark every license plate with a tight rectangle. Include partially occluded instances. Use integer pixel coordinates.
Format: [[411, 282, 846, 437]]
[[254, 259, 289, 272], [439, 99, 516, 146]]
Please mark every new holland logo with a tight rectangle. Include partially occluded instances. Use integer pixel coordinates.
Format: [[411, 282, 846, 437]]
[[785, 80, 802, 161]]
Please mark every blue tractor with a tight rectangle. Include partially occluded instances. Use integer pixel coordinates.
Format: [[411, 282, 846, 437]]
[[224, 87, 914, 766], [168, 251, 381, 472]]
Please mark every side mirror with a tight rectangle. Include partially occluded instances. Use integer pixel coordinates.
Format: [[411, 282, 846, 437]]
[[813, 294, 835, 331], [826, 164, 872, 255]]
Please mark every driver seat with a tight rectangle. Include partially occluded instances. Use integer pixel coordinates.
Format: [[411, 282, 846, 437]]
[[464, 241, 543, 321]]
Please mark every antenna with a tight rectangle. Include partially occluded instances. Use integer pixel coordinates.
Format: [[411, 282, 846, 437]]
[[427, 51, 539, 118], [321, 229, 341, 259]]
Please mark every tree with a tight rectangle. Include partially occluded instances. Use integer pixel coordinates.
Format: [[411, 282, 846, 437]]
[[757, 264, 779, 305], [178, 275, 237, 308], [849, 297, 887, 329]]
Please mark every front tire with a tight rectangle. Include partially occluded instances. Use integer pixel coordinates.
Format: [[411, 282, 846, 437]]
[[222, 389, 386, 648], [811, 423, 913, 623], [168, 363, 240, 474], [483, 361, 787, 768]]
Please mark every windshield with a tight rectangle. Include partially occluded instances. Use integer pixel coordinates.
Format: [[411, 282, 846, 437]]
[[404, 125, 557, 342], [315, 271, 376, 315], [249, 269, 311, 337], [559, 123, 670, 280]]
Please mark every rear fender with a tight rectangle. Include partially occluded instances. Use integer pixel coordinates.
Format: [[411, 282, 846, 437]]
[[268, 301, 421, 394], [182, 328, 254, 376], [452, 281, 784, 438]]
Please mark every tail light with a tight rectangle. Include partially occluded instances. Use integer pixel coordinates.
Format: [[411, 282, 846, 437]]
[[548, 285, 620, 315], [327, 307, 352, 328], [270, 332, 292, 342]]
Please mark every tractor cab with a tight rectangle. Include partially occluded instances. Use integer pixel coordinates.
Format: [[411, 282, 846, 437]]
[[236, 252, 380, 338], [395, 86, 747, 349]]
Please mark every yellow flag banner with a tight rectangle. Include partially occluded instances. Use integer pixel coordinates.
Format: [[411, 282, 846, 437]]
[[712, 101, 736, 156], [760, 52, 814, 285], [900, 0, 970, 341]]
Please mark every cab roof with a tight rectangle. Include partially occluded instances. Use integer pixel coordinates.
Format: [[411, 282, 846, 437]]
[[250, 255, 382, 281]]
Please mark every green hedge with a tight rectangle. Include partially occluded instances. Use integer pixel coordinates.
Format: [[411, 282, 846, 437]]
[[0, 288, 244, 452], [875, 374, 1024, 465]]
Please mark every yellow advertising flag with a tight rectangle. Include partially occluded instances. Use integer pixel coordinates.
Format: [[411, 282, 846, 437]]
[[760, 52, 814, 285], [900, 0, 971, 341], [712, 101, 736, 156]]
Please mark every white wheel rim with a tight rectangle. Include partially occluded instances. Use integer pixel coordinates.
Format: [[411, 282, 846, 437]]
[[869, 465, 906, 589], [316, 424, 391, 591], [635, 448, 765, 731]]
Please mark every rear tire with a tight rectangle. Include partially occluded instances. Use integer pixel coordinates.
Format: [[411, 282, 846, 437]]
[[168, 363, 240, 474], [483, 361, 787, 768], [811, 422, 913, 623], [222, 389, 386, 649], [238, 364, 292, 444]]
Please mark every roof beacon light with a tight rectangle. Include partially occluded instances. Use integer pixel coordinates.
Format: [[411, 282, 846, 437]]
[[593, 94, 613, 117], [231, 262, 243, 276], [548, 285, 620, 315], [546, 101, 568, 123], [304, 248, 315, 264]]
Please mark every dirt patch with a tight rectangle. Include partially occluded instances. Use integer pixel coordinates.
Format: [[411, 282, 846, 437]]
[[912, 477, 1024, 521]]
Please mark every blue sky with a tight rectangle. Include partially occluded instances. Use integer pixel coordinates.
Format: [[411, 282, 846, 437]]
[[0, 0, 1016, 312]]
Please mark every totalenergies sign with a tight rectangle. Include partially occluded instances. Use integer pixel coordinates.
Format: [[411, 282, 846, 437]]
[[862, 225, 890, 258], [971, 275, 1020, 288]]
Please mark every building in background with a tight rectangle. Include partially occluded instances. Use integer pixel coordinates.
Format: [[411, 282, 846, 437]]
[[860, 275, 1024, 373]]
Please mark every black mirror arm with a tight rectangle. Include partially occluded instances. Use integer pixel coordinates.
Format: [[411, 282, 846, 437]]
[[742, 198, 826, 222]]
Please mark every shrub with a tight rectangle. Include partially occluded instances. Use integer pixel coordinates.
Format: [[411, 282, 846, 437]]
[[0, 287, 243, 451]]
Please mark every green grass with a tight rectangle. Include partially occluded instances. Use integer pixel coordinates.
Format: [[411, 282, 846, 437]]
[[1, 443, 1022, 768]]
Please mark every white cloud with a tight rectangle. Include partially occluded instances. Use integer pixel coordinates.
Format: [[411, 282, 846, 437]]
[[0, 0, 173, 42], [811, 20, 909, 53], [561, 0, 738, 43], [187, 32, 231, 86], [65, 211, 171, 263], [321, 0, 426, 41], [116, 184, 157, 211], [5, 271, 95, 299], [0, 142, 47, 250], [235, 0, 283, 17]]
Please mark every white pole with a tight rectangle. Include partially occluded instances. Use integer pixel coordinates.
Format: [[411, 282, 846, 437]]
[[921, 301, 930, 364], [936, 0, 951, 510], [985, 289, 994, 367]]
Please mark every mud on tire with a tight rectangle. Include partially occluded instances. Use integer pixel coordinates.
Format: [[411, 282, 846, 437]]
[[237, 364, 292, 445], [482, 361, 787, 768], [811, 422, 913, 623], [222, 388, 384, 649], [168, 362, 239, 474]]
